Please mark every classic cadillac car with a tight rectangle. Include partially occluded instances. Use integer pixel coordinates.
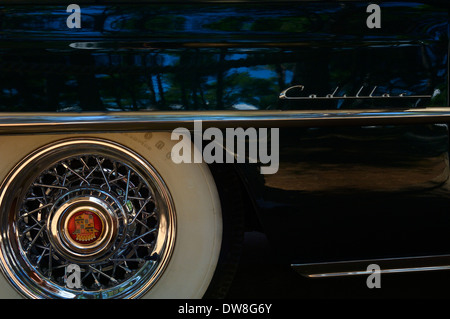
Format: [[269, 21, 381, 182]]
[[0, 0, 448, 299]]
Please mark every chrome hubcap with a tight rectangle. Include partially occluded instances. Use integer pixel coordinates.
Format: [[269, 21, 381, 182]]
[[47, 189, 124, 263], [0, 139, 176, 299]]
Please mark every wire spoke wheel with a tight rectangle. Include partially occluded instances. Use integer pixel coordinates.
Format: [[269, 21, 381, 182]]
[[0, 139, 175, 299]]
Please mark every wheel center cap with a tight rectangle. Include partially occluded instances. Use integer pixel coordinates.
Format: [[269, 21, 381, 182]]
[[47, 189, 126, 264]]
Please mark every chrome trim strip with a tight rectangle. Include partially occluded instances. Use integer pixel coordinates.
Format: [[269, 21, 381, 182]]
[[291, 255, 450, 278], [0, 108, 449, 133]]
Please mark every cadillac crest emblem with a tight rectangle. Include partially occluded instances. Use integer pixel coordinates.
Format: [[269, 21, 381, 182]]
[[67, 211, 103, 245]]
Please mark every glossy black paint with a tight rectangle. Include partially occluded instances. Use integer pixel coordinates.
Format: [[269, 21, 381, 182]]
[[237, 123, 450, 263], [0, 2, 447, 111], [0, 2, 450, 266]]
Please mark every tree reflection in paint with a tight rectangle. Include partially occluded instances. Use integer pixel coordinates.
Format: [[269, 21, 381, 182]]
[[0, 2, 447, 112]]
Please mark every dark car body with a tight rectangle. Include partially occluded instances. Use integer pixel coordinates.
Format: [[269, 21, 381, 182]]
[[0, 0, 449, 297]]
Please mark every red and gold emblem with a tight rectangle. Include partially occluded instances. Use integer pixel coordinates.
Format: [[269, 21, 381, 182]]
[[67, 211, 103, 245]]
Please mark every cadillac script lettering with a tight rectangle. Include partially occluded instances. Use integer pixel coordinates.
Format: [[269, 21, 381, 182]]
[[279, 85, 432, 100]]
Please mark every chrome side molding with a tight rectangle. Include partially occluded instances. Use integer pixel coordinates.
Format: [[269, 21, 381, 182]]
[[0, 108, 450, 134], [292, 255, 450, 278]]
